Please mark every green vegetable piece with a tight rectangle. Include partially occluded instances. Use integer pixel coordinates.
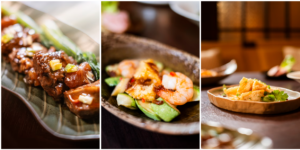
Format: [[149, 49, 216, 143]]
[[135, 99, 161, 121], [154, 61, 164, 72], [116, 93, 137, 110], [105, 77, 121, 87], [42, 20, 99, 80], [280, 55, 295, 72], [151, 98, 180, 122], [1, 34, 14, 43], [101, 1, 119, 13], [191, 85, 200, 101], [273, 90, 289, 101], [262, 94, 275, 102], [65, 64, 78, 73]]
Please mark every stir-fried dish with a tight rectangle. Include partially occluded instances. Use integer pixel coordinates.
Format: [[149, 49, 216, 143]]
[[223, 77, 288, 102], [1, 6, 100, 119], [201, 128, 234, 149], [105, 59, 200, 122]]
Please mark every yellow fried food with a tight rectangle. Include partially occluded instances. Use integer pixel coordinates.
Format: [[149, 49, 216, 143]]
[[223, 77, 277, 101], [126, 84, 157, 101], [224, 86, 238, 97], [239, 90, 264, 101], [252, 80, 267, 91], [134, 59, 161, 86], [237, 77, 254, 94], [126, 59, 161, 101]]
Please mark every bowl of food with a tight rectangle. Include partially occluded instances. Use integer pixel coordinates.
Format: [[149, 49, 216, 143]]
[[1, 2, 99, 140], [101, 32, 200, 135], [207, 77, 300, 114], [202, 121, 273, 149], [202, 59, 237, 85]]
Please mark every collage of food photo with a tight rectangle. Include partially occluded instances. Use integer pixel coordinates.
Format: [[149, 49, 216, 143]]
[[1, 0, 300, 149]]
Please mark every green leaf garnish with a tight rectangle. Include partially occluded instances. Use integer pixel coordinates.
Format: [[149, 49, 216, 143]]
[[262, 90, 288, 102], [1, 33, 14, 43]]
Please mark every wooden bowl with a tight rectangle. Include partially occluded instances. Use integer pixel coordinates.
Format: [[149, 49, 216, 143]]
[[207, 85, 300, 114]]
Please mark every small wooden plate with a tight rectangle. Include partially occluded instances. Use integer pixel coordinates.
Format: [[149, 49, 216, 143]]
[[207, 85, 300, 114]]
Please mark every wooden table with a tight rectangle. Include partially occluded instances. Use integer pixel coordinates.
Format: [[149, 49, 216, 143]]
[[101, 2, 199, 149], [201, 72, 300, 149]]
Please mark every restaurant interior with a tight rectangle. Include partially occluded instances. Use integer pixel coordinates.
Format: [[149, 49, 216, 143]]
[[202, 1, 300, 72]]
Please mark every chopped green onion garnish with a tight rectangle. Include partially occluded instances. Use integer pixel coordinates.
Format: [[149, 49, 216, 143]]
[[65, 64, 78, 73], [49, 59, 62, 71], [1, 33, 14, 43]]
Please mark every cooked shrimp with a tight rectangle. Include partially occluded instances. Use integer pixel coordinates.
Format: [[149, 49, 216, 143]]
[[157, 72, 193, 105], [118, 59, 139, 78]]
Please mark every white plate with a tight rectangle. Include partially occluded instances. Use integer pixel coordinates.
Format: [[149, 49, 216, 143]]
[[169, 1, 199, 25]]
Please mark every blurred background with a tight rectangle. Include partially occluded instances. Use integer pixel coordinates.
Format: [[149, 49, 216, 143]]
[[202, 2, 300, 72], [101, 1, 199, 57], [22, 1, 99, 42]]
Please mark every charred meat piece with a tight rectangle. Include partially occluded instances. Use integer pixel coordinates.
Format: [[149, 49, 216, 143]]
[[33, 49, 76, 100], [64, 80, 100, 119], [24, 67, 41, 86], [1, 15, 17, 30], [2, 24, 40, 55], [64, 62, 95, 89], [8, 42, 47, 86], [8, 43, 47, 74]]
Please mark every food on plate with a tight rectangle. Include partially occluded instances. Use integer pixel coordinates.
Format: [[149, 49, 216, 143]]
[[1, 6, 99, 119], [201, 69, 217, 77], [223, 77, 288, 102], [267, 55, 295, 77], [101, 1, 130, 34], [201, 128, 234, 149], [105, 59, 199, 122], [64, 80, 99, 119]]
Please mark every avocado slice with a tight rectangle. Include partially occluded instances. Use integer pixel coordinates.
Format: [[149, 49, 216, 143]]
[[116, 93, 137, 110], [105, 77, 121, 86], [190, 85, 200, 101], [111, 78, 130, 96], [154, 61, 164, 72], [151, 98, 180, 122], [135, 100, 161, 121]]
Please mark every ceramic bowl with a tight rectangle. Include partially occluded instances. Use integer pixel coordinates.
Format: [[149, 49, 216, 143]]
[[202, 59, 237, 85], [101, 32, 200, 135]]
